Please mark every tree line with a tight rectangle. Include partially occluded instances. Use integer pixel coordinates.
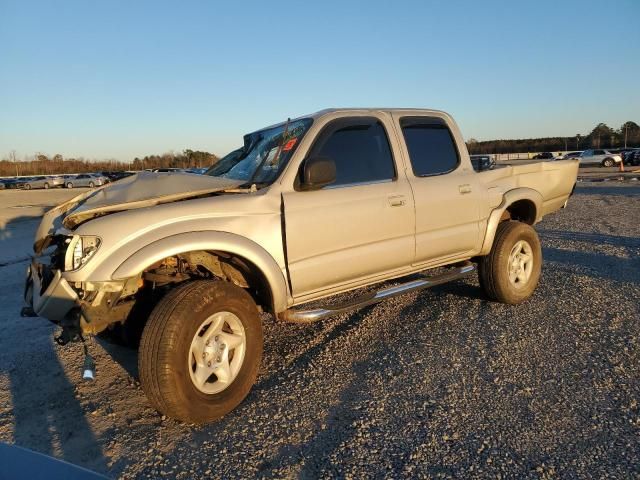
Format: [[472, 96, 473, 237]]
[[0, 149, 219, 177], [466, 121, 640, 154]]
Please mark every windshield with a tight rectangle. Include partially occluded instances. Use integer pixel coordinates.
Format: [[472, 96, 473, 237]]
[[206, 118, 312, 186]]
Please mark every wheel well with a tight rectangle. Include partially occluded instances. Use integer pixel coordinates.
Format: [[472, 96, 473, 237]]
[[140, 250, 274, 315], [505, 199, 536, 225]]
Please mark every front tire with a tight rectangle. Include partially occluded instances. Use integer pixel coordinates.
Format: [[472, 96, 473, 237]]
[[66, 182, 73, 188], [478, 221, 542, 304], [44, 182, 49, 189], [89, 181, 95, 188], [602, 158, 615, 167], [139, 281, 263, 423]]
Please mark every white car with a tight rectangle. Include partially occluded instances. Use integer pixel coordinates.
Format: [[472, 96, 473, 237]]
[[578, 149, 622, 167]]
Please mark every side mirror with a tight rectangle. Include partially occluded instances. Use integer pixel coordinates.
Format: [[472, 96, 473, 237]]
[[301, 156, 336, 190]]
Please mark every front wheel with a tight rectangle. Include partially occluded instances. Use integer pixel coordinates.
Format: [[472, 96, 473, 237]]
[[602, 158, 615, 167], [44, 182, 49, 189], [89, 181, 95, 188], [139, 281, 263, 423], [24, 184, 31, 190], [66, 182, 73, 188], [478, 221, 542, 304]]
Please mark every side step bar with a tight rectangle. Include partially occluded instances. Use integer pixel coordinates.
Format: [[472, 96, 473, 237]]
[[279, 262, 475, 324]]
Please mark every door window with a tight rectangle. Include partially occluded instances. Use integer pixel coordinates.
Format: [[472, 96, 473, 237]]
[[400, 117, 460, 176], [307, 117, 396, 187]]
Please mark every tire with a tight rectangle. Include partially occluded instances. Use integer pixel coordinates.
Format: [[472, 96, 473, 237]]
[[66, 182, 73, 189], [478, 221, 542, 304], [602, 158, 614, 167], [89, 181, 95, 188], [139, 280, 263, 423], [25, 184, 31, 190], [44, 182, 49, 189]]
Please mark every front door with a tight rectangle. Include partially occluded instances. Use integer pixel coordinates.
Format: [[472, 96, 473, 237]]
[[283, 116, 415, 298]]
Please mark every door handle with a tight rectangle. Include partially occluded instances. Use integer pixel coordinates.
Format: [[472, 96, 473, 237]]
[[458, 184, 472, 194], [388, 195, 406, 207]]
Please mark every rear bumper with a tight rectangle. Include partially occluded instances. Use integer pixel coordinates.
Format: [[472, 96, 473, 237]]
[[24, 261, 78, 322]]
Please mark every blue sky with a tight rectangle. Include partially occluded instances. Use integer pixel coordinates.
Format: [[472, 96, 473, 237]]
[[1, 0, 639, 161]]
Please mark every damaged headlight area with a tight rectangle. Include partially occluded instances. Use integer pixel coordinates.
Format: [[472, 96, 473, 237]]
[[65, 235, 101, 271]]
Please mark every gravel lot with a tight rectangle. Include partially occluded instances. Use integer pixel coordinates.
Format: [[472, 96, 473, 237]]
[[0, 183, 639, 479]]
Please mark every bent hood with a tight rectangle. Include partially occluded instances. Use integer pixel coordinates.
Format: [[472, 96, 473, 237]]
[[34, 172, 243, 251]]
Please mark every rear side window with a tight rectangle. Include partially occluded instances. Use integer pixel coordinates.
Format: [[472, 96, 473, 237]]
[[400, 117, 460, 176], [310, 118, 396, 187]]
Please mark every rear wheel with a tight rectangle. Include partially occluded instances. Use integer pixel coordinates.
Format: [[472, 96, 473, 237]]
[[24, 184, 31, 190], [44, 182, 49, 189], [139, 281, 262, 423], [602, 158, 615, 167], [66, 182, 73, 188], [478, 221, 542, 304], [89, 181, 95, 188]]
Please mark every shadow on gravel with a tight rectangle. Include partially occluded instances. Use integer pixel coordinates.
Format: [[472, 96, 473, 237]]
[[7, 340, 110, 472], [539, 229, 640, 250], [542, 247, 640, 283], [574, 185, 640, 196]]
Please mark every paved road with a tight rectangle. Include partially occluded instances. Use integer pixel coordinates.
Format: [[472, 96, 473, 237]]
[[0, 184, 638, 478]]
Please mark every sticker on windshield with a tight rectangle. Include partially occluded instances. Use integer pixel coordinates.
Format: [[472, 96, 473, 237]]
[[283, 138, 298, 151]]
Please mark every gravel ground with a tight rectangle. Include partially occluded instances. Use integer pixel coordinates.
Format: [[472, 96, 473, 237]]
[[0, 184, 639, 479]]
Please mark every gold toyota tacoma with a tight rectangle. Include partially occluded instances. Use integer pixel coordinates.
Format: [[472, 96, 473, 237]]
[[22, 108, 579, 423]]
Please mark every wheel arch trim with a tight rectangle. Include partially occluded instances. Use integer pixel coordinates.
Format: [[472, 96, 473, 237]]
[[479, 188, 542, 255], [112, 231, 290, 313]]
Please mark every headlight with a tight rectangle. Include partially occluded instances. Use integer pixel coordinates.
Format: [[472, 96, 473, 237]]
[[65, 235, 101, 271]]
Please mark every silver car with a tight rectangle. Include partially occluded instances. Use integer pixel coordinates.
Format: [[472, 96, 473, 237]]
[[64, 173, 107, 188], [20, 176, 64, 190], [578, 149, 622, 167]]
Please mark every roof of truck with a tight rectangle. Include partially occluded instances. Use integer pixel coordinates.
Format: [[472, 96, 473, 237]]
[[259, 108, 451, 131]]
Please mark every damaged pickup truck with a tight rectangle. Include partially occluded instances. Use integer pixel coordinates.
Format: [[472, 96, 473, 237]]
[[23, 109, 579, 423]]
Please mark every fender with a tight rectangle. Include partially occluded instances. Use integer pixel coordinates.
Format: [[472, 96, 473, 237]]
[[112, 231, 290, 313], [479, 187, 543, 256]]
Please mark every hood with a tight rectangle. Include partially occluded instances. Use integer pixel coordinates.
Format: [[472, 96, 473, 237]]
[[62, 172, 243, 228], [34, 172, 243, 251]]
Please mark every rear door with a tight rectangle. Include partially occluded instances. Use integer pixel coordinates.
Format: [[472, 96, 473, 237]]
[[392, 114, 481, 265], [282, 115, 415, 298]]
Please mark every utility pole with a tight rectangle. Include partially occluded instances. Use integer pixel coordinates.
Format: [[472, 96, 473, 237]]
[[624, 124, 628, 148], [576, 134, 581, 150]]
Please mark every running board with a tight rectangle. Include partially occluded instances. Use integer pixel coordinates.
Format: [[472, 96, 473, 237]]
[[279, 262, 475, 323]]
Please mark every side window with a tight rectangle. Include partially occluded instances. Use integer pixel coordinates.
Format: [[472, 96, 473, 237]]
[[310, 118, 396, 187], [594, 149, 604, 155], [400, 117, 460, 176]]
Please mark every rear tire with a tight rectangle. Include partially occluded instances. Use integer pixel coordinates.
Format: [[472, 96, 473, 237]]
[[139, 281, 263, 423], [89, 181, 95, 188], [25, 184, 31, 190], [66, 182, 73, 188], [602, 158, 614, 167], [478, 221, 542, 304], [44, 182, 49, 189]]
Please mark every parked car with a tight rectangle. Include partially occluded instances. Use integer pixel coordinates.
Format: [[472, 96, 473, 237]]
[[620, 149, 639, 165], [469, 154, 495, 171], [0, 178, 20, 189], [151, 168, 187, 173], [20, 175, 65, 189], [99, 171, 134, 182], [626, 149, 640, 166], [23, 108, 579, 424], [64, 173, 108, 188], [532, 152, 555, 160], [561, 151, 582, 160], [578, 149, 622, 167]]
